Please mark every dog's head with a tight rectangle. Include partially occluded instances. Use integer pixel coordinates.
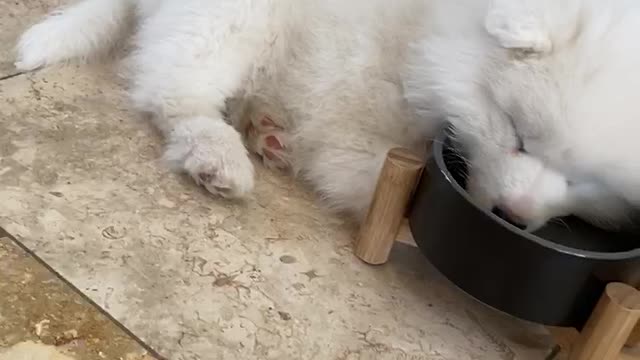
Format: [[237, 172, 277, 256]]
[[406, 0, 640, 231]]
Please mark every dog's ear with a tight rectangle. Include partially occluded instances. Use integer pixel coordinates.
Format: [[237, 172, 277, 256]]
[[485, 0, 552, 55]]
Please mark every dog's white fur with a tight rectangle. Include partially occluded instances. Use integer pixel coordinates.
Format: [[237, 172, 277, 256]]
[[16, 0, 640, 230]]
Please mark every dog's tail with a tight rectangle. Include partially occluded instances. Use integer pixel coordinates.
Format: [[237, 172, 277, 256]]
[[15, 0, 134, 71]]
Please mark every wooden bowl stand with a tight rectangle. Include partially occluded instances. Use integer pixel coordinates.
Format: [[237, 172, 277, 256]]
[[355, 148, 640, 360]]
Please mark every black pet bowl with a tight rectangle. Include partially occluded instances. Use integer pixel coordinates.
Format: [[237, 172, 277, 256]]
[[409, 127, 640, 329]]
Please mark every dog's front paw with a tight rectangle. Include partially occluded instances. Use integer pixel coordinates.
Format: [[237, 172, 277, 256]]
[[185, 148, 255, 199], [164, 117, 255, 198]]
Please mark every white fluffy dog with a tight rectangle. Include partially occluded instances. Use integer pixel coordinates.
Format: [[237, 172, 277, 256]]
[[16, 0, 640, 231]]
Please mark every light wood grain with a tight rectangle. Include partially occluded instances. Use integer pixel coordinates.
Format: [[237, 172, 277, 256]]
[[355, 148, 424, 265], [569, 283, 640, 360], [618, 349, 640, 360]]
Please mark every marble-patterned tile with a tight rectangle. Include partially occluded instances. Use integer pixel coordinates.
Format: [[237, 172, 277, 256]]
[[0, 234, 159, 360]]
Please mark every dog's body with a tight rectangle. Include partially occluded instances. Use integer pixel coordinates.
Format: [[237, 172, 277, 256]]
[[16, 0, 640, 230]]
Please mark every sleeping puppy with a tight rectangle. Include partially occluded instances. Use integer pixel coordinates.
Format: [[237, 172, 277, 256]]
[[16, 0, 640, 231]]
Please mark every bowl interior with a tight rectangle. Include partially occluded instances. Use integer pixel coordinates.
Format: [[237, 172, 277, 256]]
[[441, 136, 640, 253]]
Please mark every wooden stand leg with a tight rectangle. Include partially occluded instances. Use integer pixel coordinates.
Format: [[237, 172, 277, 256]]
[[627, 324, 640, 347], [355, 148, 424, 265], [569, 283, 640, 360]]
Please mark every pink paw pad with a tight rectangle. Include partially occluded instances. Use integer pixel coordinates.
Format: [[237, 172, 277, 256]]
[[247, 115, 289, 170]]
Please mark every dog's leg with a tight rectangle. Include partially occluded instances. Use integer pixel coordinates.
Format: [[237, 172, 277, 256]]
[[16, 0, 133, 70], [128, 1, 275, 198]]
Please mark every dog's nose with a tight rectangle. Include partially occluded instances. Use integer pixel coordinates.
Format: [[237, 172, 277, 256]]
[[491, 206, 527, 230]]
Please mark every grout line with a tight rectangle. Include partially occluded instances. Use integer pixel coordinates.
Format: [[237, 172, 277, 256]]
[[0, 228, 168, 360], [0, 71, 26, 81]]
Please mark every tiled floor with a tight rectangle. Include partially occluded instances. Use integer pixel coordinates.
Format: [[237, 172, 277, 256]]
[[0, 232, 159, 360], [0, 1, 557, 359]]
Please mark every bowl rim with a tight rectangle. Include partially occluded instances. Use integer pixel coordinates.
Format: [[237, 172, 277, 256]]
[[432, 127, 640, 261]]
